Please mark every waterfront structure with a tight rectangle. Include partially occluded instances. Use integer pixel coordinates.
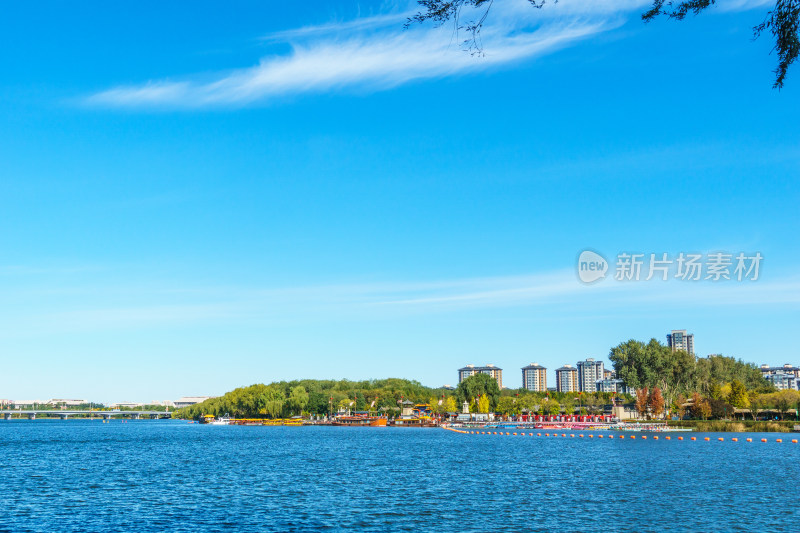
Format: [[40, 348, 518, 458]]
[[458, 364, 503, 389], [12, 400, 41, 409], [521, 363, 547, 392], [760, 364, 800, 378], [667, 329, 695, 355], [596, 378, 633, 395], [555, 365, 578, 393], [46, 399, 88, 408], [764, 373, 799, 391], [110, 402, 143, 409], [174, 396, 214, 408], [577, 358, 604, 393]]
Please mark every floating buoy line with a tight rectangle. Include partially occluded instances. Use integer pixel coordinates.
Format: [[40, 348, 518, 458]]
[[442, 426, 797, 443]]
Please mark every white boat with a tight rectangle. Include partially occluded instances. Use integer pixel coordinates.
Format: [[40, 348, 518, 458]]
[[201, 413, 232, 425]]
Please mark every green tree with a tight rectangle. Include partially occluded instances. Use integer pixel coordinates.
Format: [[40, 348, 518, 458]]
[[409, 0, 798, 88], [708, 381, 723, 401], [455, 373, 500, 411], [443, 396, 458, 413], [775, 395, 790, 420], [496, 396, 516, 415], [728, 380, 749, 408], [747, 392, 762, 421], [561, 397, 575, 417], [286, 386, 309, 415]]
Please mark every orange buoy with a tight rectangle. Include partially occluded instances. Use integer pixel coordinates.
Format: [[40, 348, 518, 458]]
[[665, 436, 670, 440], [598, 434, 603, 438], [570, 434, 574, 438], [761, 438, 767, 442], [704, 437, 710, 441], [717, 437, 723, 441], [641, 436, 647, 440], [746, 438, 752, 442], [776, 439, 782, 443], [512, 432, 517, 435], [545, 433, 549, 437], [732, 438, 738, 442], [653, 436, 659, 440], [579, 434, 584, 438], [678, 436, 683, 440], [792, 439, 798, 444], [537, 433, 541, 436], [691, 437, 696, 441]]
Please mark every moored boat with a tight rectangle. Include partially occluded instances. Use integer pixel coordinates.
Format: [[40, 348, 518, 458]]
[[331, 415, 388, 427], [201, 414, 232, 425]]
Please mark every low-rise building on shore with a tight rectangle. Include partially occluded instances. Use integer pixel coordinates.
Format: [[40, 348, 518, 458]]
[[174, 396, 214, 409]]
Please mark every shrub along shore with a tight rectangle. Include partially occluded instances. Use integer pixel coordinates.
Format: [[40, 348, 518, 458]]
[[664, 420, 796, 433]]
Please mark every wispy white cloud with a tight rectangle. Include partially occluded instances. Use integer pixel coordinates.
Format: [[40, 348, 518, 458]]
[[84, 0, 772, 108], [2, 267, 798, 337], [85, 2, 623, 108]]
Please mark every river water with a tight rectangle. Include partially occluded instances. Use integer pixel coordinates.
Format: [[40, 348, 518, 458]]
[[1, 420, 797, 532]]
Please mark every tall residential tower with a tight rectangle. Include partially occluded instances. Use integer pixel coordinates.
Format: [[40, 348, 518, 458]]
[[577, 358, 604, 393], [556, 365, 578, 393], [521, 363, 547, 392], [667, 330, 695, 355]]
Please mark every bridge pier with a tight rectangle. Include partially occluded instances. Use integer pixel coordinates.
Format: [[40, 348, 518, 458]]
[[59, 414, 69, 420], [102, 414, 112, 420], [28, 413, 36, 420], [130, 413, 141, 420], [3, 413, 11, 420]]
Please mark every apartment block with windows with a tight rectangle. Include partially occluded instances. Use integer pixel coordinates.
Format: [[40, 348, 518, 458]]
[[458, 364, 503, 389], [760, 364, 800, 379], [556, 365, 578, 393], [667, 329, 695, 355], [577, 358, 604, 393], [521, 363, 547, 392]]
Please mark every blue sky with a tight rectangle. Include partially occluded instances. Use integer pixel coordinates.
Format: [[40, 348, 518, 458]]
[[1, 0, 798, 403]]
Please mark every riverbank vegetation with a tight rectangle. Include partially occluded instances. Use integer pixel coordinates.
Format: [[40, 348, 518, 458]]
[[665, 420, 794, 433], [175, 378, 449, 419], [607, 338, 800, 422]]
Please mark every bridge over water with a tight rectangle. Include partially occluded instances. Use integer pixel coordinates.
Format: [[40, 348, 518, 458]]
[[0, 410, 172, 420]]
